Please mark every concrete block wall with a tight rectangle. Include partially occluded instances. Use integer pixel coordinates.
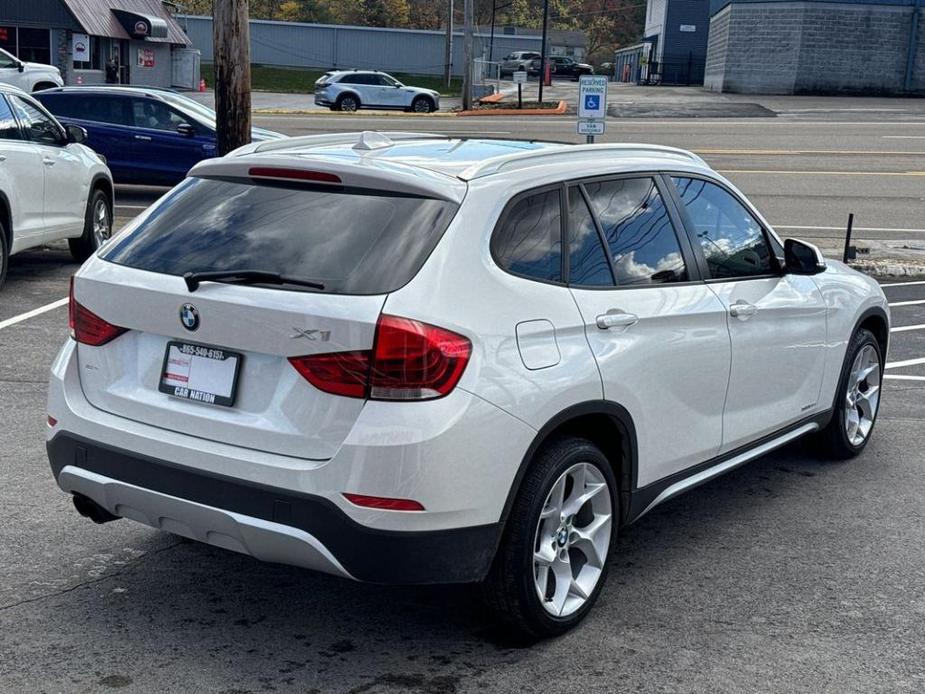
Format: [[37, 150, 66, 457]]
[[705, 1, 925, 95]]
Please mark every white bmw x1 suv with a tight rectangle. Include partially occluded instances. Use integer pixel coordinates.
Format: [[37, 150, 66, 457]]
[[47, 132, 889, 638]]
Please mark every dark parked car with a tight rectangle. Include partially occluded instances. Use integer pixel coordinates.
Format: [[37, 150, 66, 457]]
[[529, 56, 594, 80], [34, 86, 285, 185]]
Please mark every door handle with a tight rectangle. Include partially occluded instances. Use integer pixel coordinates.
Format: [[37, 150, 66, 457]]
[[42, 157, 56, 166], [729, 300, 758, 320], [134, 135, 152, 142], [596, 310, 638, 330], [0, 154, 6, 162]]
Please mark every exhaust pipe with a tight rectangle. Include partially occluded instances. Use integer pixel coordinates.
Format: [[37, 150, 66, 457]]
[[72, 493, 119, 524]]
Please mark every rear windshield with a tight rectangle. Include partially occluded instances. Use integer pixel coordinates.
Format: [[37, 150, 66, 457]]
[[102, 176, 459, 295]]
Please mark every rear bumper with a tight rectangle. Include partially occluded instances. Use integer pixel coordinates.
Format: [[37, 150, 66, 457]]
[[48, 433, 500, 584]]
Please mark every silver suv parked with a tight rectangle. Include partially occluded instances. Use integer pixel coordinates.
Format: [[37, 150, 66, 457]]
[[314, 70, 440, 113]]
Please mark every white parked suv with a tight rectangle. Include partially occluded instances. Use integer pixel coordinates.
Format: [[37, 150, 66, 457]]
[[0, 48, 64, 92], [47, 132, 889, 638], [0, 85, 113, 289]]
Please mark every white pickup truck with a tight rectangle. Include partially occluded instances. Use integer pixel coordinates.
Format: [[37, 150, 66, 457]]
[[0, 48, 63, 93]]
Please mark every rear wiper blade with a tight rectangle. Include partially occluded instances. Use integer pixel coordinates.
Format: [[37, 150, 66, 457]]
[[183, 270, 325, 292]]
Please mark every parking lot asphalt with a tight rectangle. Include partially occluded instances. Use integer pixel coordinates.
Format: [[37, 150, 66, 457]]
[[2, 114, 925, 693]]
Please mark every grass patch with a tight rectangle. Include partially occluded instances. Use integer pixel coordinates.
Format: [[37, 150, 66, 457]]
[[201, 64, 461, 96]]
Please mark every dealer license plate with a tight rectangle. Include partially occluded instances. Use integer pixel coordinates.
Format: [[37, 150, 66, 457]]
[[158, 341, 242, 407]]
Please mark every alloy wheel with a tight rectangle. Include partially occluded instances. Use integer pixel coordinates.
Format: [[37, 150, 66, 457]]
[[845, 344, 881, 446], [92, 198, 111, 249], [340, 97, 358, 112], [413, 99, 431, 113], [532, 462, 612, 617]]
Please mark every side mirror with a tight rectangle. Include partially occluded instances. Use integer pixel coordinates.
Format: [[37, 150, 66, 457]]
[[785, 238, 826, 275], [176, 123, 195, 137], [17, 62, 24, 73], [65, 124, 87, 144]]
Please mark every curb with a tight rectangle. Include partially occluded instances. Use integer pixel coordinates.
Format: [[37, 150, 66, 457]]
[[457, 100, 568, 117]]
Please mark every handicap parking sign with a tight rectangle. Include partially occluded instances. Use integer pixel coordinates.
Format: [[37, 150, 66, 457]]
[[578, 75, 607, 119]]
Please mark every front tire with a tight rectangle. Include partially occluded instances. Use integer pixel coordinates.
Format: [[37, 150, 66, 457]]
[[411, 96, 435, 113], [69, 188, 112, 262], [816, 328, 883, 459], [481, 437, 617, 639]]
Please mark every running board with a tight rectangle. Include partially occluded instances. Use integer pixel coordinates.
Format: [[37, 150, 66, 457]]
[[633, 422, 820, 521]]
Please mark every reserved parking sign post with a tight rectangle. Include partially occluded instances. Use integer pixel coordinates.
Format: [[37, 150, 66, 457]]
[[578, 75, 607, 143]]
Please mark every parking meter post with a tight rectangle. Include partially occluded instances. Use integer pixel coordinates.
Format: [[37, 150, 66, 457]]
[[843, 213, 855, 263], [586, 134, 594, 144], [518, 83, 522, 109]]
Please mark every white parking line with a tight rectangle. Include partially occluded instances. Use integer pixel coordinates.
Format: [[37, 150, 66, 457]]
[[891, 323, 925, 333], [0, 297, 68, 331], [881, 280, 925, 288], [885, 374, 925, 381], [115, 204, 149, 210], [889, 299, 925, 307], [885, 356, 925, 369]]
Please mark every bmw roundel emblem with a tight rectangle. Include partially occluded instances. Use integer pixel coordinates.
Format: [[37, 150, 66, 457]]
[[180, 304, 200, 331]]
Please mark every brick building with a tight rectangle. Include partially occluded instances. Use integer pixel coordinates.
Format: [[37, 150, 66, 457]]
[[705, 0, 925, 94]]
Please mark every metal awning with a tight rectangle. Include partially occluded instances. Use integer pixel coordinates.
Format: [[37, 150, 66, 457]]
[[111, 9, 169, 40]]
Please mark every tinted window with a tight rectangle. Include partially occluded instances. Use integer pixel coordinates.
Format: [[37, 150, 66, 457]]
[[103, 177, 459, 295], [38, 93, 130, 126], [131, 98, 191, 131], [584, 178, 688, 286], [568, 186, 613, 286], [672, 177, 775, 279], [492, 189, 562, 282], [9, 95, 63, 146], [0, 96, 20, 140]]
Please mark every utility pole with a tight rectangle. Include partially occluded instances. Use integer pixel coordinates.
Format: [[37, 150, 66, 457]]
[[444, 0, 454, 88], [489, 0, 496, 62], [462, 0, 473, 110], [538, 0, 549, 104], [213, 0, 251, 156]]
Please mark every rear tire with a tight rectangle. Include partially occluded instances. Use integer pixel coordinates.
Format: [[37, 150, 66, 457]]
[[0, 220, 8, 290], [481, 437, 617, 640], [69, 188, 112, 262], [336, 94, 360, 112], [815, 328, 882, 459]]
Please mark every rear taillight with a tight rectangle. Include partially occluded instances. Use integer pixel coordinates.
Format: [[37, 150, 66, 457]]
[[288, 314, 471, 401], [68, 277, 127, 346]]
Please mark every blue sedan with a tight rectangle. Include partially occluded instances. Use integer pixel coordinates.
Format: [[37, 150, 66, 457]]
[[35, 86, 285, 186]]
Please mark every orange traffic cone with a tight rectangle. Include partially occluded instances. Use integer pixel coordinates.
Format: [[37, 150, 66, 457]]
[[198, 78, 206, 92]]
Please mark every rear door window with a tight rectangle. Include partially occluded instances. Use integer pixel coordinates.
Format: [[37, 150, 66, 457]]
[[102, 176, 459, 295], [491, 188, 562, 283], [583, 177, 688, 286], [567, 186, 613, 287], [0, 96, 20, 139]]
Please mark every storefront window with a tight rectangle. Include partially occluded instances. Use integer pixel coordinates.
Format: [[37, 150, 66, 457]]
[[74, 36, 104, 70], [0, 27, 15, 54], [17, 28, 51, 65]]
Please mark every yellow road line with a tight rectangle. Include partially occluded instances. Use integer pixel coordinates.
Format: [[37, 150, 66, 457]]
[[698, 149, 925, 156]]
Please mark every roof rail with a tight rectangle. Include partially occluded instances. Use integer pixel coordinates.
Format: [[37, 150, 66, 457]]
[[457, 143, 708, 180], [253, 131, 449, 154]]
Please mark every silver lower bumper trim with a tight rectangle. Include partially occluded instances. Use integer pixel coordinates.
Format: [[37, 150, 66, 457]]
[[57, 465, 354, 580]]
